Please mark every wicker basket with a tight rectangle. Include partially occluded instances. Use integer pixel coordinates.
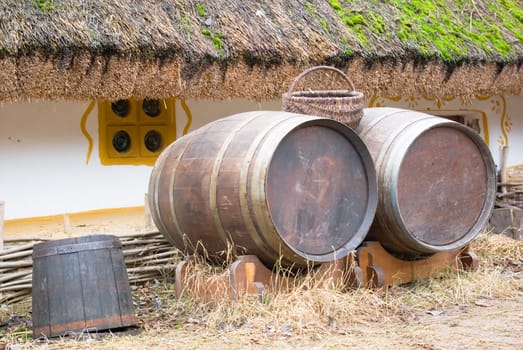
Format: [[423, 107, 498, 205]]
[[282, 66, 365, 129]]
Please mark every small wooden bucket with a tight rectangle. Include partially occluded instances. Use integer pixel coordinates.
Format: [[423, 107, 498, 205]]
[[32, 235, 136, 338]]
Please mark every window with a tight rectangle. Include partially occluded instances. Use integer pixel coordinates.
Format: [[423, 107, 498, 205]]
[[98, 98, 176, 165]]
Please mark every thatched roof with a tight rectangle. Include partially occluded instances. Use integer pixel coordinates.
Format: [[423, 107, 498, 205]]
[[0, 0, 522, 102]]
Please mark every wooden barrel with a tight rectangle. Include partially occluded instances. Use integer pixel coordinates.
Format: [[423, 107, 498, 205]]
[[32, 235, 136, 338], [148, 111, 377, 268], [356, 108, 496, 257]]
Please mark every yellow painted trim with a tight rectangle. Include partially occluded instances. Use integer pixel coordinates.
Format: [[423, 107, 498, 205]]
[[80, 100, 96, 164], [367, 95, 379, 107], [476, 95, 508, 147], [481, 110, 489, 146], [167, 98, 177, 141], [499, 95, 508, 148], [4, 206, 147, 239], [5, 206, 145, 226], [180, 99, 192, 135], [367, 95, 403, 107]]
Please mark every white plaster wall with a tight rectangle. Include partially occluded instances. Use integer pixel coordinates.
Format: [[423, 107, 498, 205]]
[[0, 99, 280, 219], [0, 95, 521, 219], [177, 99, 281, 134], [492, 94, 523, 167]]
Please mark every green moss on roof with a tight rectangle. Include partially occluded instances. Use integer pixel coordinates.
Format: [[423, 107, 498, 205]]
[[328, 0, 523, 62], [0, 0, 521, 66], [195, 3, 205, 17], [35, 0, 55, 13]]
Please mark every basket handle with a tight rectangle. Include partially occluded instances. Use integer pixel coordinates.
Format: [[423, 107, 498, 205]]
[[286, 66, 356, 94]]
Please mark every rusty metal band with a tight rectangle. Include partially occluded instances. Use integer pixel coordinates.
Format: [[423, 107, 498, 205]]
[[389, 119, 496, 252], [357, 108, 404, 138], [150, 141, 178, 236], [363, 111, 436, 237], [209, 112, 265, 245], [32, 239, 121, 258], [384, 117, 450, 250], [239, 115, 293, 256], [169, 132, 199, 243], [248, 114, 311, 260]]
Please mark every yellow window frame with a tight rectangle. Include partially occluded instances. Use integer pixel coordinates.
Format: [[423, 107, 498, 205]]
[[98, 98, 177, 166]]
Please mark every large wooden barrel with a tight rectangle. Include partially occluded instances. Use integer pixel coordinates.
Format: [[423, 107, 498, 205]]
[[148, 111, 377, 268], [356, 108, 496, 257], [32, 235, 136, 338]]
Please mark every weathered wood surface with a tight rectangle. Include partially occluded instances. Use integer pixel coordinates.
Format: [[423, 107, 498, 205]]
[[149, 111, 377, 268], [0, 231, 179, 305], [31, 235, 137, 338], [357, 241, 478, 289], [357, 108, 496, 257]]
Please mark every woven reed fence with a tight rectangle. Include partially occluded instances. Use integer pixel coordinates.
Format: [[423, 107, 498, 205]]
[[0, 231, 180, 304], [497, 164, 523, 210], [506, 165, 523, 208]]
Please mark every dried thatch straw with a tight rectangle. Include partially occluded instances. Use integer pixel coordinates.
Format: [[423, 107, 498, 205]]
[[0, 0, 521, 102]]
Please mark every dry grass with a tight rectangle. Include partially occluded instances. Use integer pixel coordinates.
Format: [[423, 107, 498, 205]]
[[1, 230, 522, 349]]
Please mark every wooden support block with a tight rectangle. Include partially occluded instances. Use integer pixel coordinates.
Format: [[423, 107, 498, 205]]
[[174, 257, 231, 303], [459, 250, 479, 271], [174, 243, 479, 303], [229, 255, 276, 300], [174, 253, 366, 304], [356, 241, 477, 289], [175, 255, 284, 304]]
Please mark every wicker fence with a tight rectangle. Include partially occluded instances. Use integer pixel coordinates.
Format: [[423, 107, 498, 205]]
[[0, 231, 179, 304]]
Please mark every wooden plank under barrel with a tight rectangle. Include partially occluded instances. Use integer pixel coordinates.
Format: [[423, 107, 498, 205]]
[[148, 111, 377, 268]]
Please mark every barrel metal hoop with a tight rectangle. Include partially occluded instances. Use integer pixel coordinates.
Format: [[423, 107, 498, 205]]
[[250, 115, 337, 262], [168, 130, 201, 243], [209, 112, 264, 245], [33, 239, 121, 258], [368, 112, 437, 245], [388, 119, 493, 253], [357, 108, 405, 139], [150, 141, 178, 237], [239, 115, 294, 260]]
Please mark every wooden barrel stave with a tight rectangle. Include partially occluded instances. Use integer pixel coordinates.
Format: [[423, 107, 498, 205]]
[[357, 108, 496, 257], [149, 111, 378, 268], [31, 235, 136, 338]]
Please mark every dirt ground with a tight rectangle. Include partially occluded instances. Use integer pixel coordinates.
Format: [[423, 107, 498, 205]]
[[3, 292, 520, 350], [1, 210, 522, 350]]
